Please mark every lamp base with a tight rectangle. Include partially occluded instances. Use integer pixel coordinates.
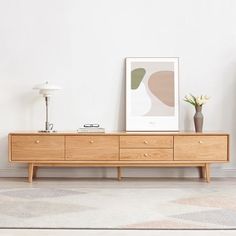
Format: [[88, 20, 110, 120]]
[[38, 130, 57, 133]]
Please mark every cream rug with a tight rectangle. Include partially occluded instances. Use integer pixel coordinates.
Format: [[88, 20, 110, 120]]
[[0, 178, 236, 229]]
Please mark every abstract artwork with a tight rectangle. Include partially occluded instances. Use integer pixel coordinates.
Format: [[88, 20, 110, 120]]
[[126, 58, 179, 131]]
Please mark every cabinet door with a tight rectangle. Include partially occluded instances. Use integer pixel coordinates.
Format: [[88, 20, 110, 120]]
[[174, 136, 228, 161], [120, 149, 173, 161], [11, 135, 65, 161], [66, 136, 119, 161], [120, 136, 173, 148]]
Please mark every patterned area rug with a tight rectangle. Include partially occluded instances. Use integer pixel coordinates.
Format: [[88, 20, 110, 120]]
[[0, 179, 236, 229]]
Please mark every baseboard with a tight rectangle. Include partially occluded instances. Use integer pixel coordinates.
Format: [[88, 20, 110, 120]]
[[0, 166, 236, 178]]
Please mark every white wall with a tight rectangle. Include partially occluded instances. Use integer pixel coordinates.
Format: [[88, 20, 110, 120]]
[[0, 0, 236, 178]]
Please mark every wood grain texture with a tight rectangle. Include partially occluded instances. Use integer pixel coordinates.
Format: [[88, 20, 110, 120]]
[[11, 135, 65, 161], [9, 160, 224, 165], [120, 136, 173, 148], [65, 136, 119, 161], [8, 134, 12, 162], [205, 163, 211, 183], [28, 163, 34, 183], [33, 162, 207, 167], [8, 132, 229, 182], [174, 136, 228, 161], [9, 131, 229, 136], [120, 149, 173, 161]]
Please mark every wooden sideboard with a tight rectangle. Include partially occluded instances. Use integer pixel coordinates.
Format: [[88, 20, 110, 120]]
[[8, 132, 229, 183]]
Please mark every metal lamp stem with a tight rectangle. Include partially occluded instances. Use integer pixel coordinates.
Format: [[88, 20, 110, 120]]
[[45, 96, 49, 131]]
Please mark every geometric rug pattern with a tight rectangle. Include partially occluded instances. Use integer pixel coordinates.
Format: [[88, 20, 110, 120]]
[[0, 180, 236, 229]]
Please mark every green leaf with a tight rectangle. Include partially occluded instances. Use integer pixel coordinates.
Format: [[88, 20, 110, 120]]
[[183, 99, 195, 106], [190, 94, 197, 104]]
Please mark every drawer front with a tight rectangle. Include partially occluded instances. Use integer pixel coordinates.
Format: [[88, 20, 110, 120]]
[[120, 149, 173, 161], [66, 136, 119, 161], [120, 136, 173, 148], [11, 135, 65, 161], [174, 136, 228, 161]]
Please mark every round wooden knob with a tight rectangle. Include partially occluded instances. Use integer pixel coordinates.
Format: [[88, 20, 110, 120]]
[[144, 140, 148, 144], [199, 141, 203, 144], [144, 153, 148, 157], [35, 140, 40, 144], [89, 140, 94, 144]]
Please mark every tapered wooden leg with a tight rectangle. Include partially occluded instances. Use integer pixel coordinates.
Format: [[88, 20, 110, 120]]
[[28, 163, 34, 183], [117, 167, 122, 181], [33, 166, 38, 179], [205, 164, 211, 183]]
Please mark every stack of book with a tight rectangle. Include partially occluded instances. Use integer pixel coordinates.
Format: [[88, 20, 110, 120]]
[[77, 124, 105, 133]]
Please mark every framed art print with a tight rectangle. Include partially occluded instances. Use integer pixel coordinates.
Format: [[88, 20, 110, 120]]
[[126, 57, 179, 131]]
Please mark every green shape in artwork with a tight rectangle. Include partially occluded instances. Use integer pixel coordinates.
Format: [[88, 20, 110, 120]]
[[131, 68, 146, 89]]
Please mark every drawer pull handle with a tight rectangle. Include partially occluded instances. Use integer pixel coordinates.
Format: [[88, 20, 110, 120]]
[[144, 140, 148, 144], [144, 153, 148, 157], [35, 140, 40, 144], [89, 140, 94, 144], [199, 141, 203, 144]]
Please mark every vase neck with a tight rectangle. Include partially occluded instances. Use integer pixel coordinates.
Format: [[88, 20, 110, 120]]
[[195, 105, 202, 112]]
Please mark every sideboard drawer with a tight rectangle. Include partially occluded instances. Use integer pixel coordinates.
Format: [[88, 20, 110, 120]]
[[66, 136, 119, 161], [174, 136, 228, 161], [120, 136, 173, 148], [120, 149, 173, 161], [11, 135, 65, 161]]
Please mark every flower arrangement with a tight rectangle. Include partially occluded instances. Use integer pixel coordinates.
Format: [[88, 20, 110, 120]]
[[184, 94, 210, 107]]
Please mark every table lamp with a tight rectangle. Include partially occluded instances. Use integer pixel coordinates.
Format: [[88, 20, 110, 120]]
[[33, 81, 61, 132]]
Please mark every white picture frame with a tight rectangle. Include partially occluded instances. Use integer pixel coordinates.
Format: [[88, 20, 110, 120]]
[[126, 57, 179, 131]]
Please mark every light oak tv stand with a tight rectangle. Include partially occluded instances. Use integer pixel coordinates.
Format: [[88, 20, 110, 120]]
[[8, 132, 229, 183]]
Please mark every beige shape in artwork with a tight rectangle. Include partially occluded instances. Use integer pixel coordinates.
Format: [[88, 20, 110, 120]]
[[148, 71, 175, 107]]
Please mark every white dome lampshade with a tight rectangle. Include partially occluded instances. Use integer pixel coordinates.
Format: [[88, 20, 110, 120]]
[[33, 81, 61, 97]]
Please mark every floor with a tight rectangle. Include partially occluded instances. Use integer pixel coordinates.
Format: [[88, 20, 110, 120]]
[[0, 177, 236, 236]]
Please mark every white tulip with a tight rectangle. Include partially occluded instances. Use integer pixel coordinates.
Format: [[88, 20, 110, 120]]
[[184, 94, 210, 106]]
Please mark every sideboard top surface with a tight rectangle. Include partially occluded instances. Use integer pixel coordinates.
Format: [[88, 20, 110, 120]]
[[9, 131, 229, 136]]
